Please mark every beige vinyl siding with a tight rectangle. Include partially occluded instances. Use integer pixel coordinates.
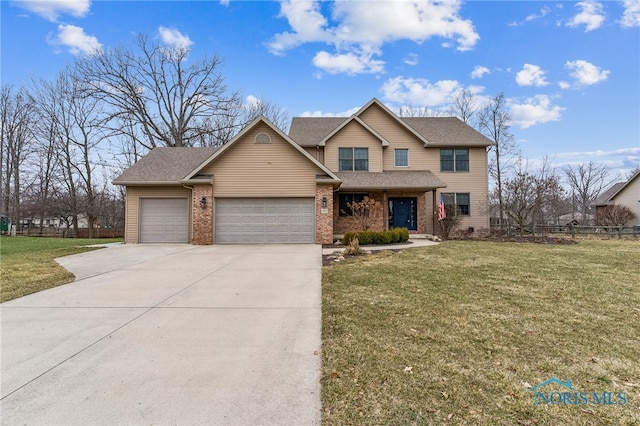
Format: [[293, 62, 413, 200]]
[[425, 147, 490, 231], [358, 103, 427, 170], [304, 146, 324, 164], [201, 123, 318, 197], [124, 186, 192, 243], [324, 121, 383, 172], [614, 177, 640, 224]]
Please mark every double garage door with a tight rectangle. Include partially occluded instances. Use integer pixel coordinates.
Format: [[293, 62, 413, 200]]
[[139, 197, 315, 244], [215, 198, 315, 244]]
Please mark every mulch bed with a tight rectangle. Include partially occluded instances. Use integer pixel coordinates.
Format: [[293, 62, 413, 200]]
[[322, 234, 577, 266]]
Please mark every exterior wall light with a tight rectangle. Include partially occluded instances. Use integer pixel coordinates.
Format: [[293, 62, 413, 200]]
[[322, 197, 328, 208], [200, 197, 207, 209]]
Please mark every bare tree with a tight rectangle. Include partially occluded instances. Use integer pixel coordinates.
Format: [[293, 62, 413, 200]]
[[74, 33, 241, 150], [396, 105, 442, 117], [448, 88, 477, 124], [34, 71, 104, 237], [563, 161, 613, 225], [1, 85, 36, 229], [242, 96, 290, 132], [478, 93, 519, 230]]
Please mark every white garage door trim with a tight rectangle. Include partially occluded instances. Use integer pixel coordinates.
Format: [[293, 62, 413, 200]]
[[215, 198, 315, 244], [139, 198, 189, 243]]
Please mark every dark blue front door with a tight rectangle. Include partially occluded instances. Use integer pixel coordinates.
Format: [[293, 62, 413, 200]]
[[389, 197, 417, 230]]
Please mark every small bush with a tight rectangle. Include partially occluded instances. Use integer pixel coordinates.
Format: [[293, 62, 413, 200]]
[[343, 228, 409, 246], [343, 237, 362, 255]]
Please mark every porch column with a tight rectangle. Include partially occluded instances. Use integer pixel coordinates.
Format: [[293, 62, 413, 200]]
[[432, 190, 437, 236], [383, 191, 388, 231]]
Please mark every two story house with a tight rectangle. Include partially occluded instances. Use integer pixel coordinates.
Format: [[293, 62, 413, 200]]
[[113, 98, 492, 244]]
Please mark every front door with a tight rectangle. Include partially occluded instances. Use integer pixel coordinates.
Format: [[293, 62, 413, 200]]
[[389, 197, 417, 231]]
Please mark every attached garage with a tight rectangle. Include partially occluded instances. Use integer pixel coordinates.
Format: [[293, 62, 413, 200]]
[[215, 198, 315, 244], [139, 198, 189, 243]]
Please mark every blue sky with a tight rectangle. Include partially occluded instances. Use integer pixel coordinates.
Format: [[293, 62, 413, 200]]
[[2, 0, 639, 178]]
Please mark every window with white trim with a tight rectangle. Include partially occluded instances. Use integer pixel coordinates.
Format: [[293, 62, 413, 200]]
[[339, 147, 368, 171], [394, 149, 409, 167]]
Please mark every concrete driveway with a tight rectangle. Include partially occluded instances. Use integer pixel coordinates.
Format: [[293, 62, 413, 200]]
[[1, 244, 322, 425]]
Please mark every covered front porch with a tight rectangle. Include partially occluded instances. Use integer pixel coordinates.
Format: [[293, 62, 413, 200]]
[[333, 171, 446, 236]]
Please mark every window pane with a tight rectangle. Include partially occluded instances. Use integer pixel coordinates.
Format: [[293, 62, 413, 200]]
[[455, 149, 469, 172], [395, 149, 408, 167], [456, 193, 470, 216], [440, 149, 454, 171], [339, 148, 353, 171], [339, 193, 367, 216], [354, 148, 368, 171]]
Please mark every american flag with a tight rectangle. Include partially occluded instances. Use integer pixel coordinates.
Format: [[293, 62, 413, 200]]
[[438, 196, 446, 221]]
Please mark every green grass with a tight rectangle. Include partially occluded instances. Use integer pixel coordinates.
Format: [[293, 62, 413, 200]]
[[322, 240, 640, 425], [0, 236, 122, 302]]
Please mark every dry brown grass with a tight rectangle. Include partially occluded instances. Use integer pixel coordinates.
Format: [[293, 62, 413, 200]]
[[322, 240, 640, 425]]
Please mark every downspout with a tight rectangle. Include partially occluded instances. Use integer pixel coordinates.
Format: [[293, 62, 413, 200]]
[[182, 183, 194, 243]]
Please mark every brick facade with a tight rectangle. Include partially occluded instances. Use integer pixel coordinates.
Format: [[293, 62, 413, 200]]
[[333, 190, 433, 236], [315, 184, 334, 244], [192, 184, 213, 245]]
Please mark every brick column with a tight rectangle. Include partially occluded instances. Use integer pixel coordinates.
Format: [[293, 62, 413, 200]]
[[192, 184, 213, 245], [315, 184, 334, 244]]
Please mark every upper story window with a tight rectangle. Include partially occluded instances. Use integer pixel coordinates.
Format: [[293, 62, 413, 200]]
[[339, 147, 368, 171], [394, 149, 409, 167], [440, 148, 469, 172]]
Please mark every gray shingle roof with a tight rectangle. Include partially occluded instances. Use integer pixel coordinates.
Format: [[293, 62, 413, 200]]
[[336, 171, 446, 191], [591, 182, 625, 206], [113, 147, 219, 184], [289, 116, 493, 147], [402, 117, 493, 147]]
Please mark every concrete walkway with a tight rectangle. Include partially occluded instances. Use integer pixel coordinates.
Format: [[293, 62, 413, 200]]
[[1, 244, 322, 425]]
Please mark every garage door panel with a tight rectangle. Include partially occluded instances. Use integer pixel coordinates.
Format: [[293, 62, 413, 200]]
[[216, 198, 315, 244], [140, 198, 189, 243]]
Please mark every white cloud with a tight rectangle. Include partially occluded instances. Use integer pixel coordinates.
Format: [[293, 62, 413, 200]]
[[158, 26, 193, 50], [621, 0, 640, 27], [219, 0, 230, 6], [565, 59, 610, 85], [508, 95, 564, 129], [515, 64, 549, 87], [300, 107, 360, 117], [381, 76, 462, 107], [509, 6, 551, 27], [558, 81, 571, 90], [313, 49, 385, 75], [49, 24, 102, 55], [12, 0, 90, 21], [404, 53, 419, 66], [557, 147, 640, 158], [471, 65, 490, 79], [567, 1, 605, 31], [268, 0, 479, 74]]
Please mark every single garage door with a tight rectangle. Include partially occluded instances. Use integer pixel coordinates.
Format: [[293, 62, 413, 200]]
[[215, 198, 315, 244], [139, 198, 189, 243]]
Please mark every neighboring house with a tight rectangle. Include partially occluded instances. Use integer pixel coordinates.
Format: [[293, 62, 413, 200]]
[[591, 170, 640, 225], [113, 98, 492, 244]]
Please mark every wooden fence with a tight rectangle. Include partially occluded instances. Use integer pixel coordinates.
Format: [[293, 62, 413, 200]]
[[499, 224, 640, 239], [4, 228, 124, 239]]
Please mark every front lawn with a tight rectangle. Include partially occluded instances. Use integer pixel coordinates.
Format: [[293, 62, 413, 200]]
[[0, 236, 122, 302], [322, 240, 639, 425]]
